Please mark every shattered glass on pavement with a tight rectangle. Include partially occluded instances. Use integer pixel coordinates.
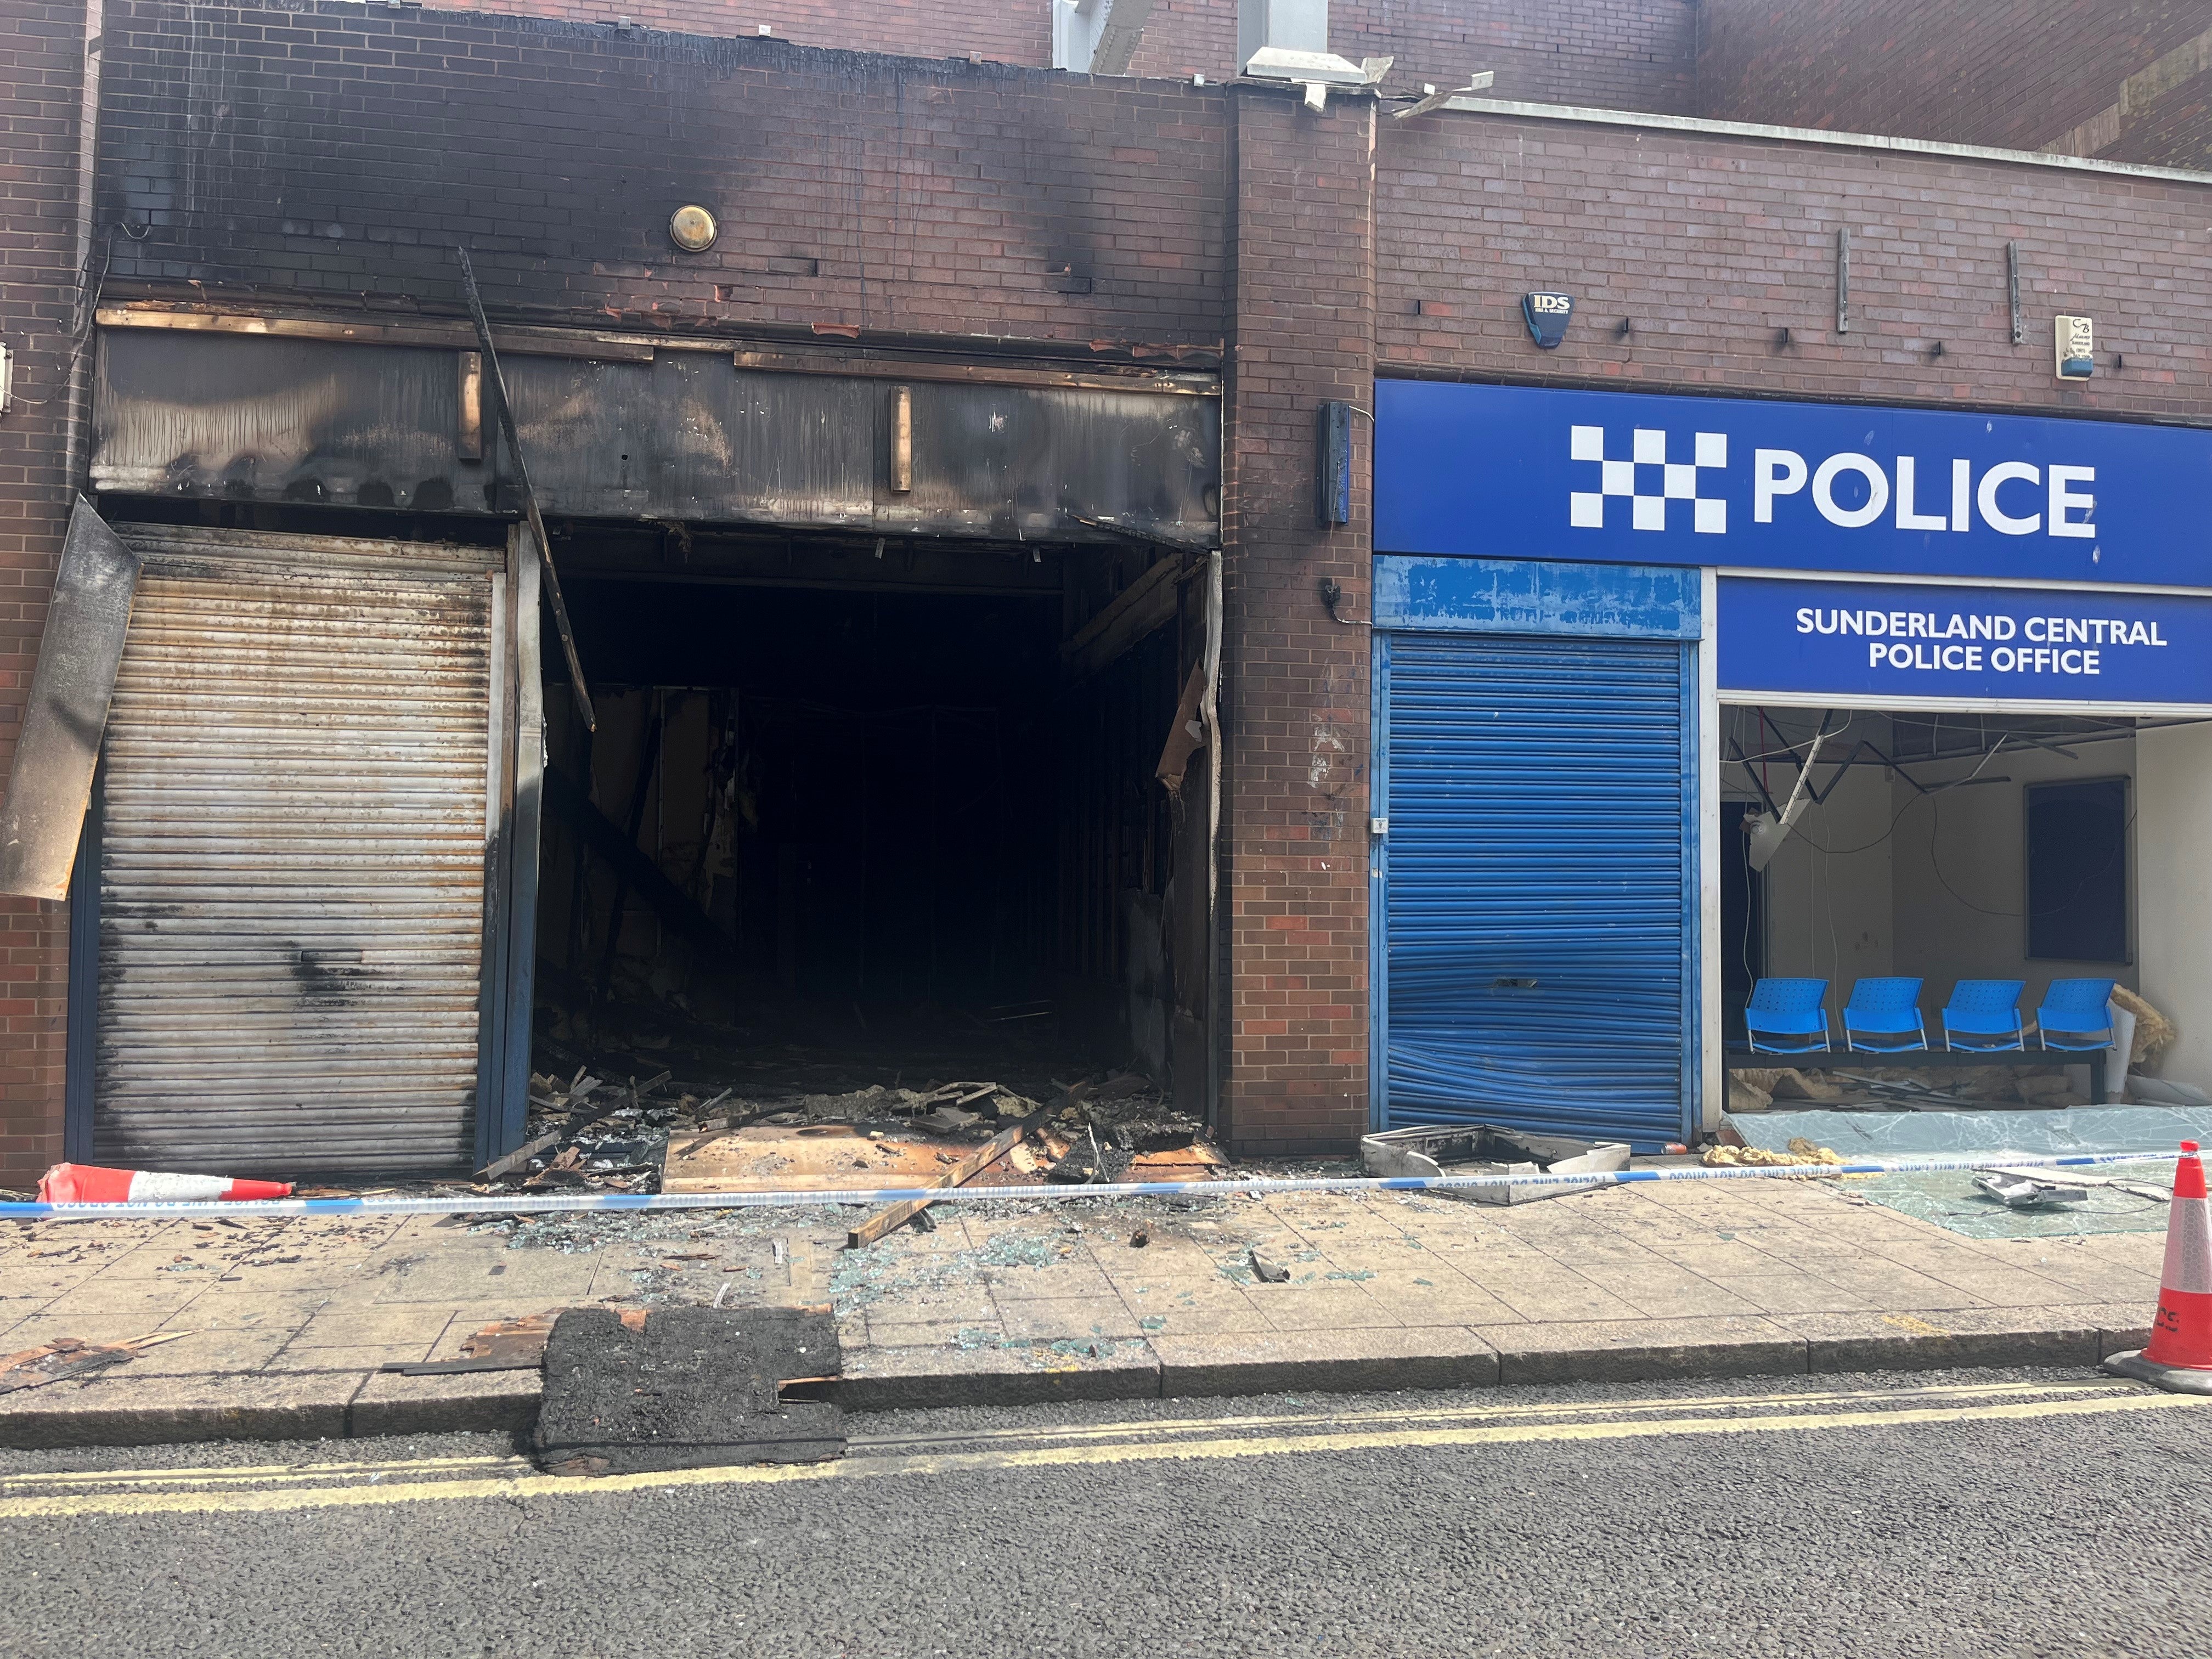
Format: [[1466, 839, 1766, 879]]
[[1850, 1159, 2180, 1239]]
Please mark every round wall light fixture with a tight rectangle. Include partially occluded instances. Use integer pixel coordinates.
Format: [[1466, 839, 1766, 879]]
[[668, 205, 719, 253]]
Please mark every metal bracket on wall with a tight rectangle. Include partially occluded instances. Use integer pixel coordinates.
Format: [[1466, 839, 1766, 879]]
[[454, 245, 596, 734], [1835, 227, 1850, 336], [2007, 241, 2024, 347]]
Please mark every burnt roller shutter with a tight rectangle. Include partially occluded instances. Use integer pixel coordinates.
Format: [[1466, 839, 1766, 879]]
[[92, 527, 505, 1176], [1380, 632, 1693, 1149]]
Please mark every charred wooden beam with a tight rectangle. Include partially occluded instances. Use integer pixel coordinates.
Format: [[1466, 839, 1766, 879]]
[[455, 245, 597, 734], [542, 767, 738, 964], [1060, 554, 1187, 681]]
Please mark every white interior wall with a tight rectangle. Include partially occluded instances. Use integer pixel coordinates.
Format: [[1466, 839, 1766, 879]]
[[1889, 737, 2137, 1020], [1729, 715, 1895, 1018], [2137, 720, 2212, 1092]]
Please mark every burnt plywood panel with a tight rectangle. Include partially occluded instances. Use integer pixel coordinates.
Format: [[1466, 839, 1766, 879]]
[[93, 332, 482, 512], [889, 379, 1218, 546], [0, 502, 142, 901], [92, 332, 1221, 546], [514, 356, 877, 526], [93, 528, 502, 1177], [512, 357, 1219, 543]]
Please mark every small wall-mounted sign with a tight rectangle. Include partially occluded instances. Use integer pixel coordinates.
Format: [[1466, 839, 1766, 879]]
[[2056, 314, 2095, 380], [1316, 399, 1354, 526], [1522, 291, 1574, 349]]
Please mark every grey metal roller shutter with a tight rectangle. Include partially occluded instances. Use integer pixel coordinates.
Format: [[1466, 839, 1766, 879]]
[[1379, 631, 1693, 1149], [93, 527, 504, 1177]]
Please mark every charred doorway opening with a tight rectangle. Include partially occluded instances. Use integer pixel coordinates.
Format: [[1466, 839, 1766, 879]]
[[533, 530, 1212, 1114]]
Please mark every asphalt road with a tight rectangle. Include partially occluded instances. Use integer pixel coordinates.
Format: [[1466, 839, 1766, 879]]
[[2, 1368, 2205, 1658]]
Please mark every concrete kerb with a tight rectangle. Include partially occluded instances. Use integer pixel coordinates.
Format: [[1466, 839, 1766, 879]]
[[0, 1312, 2159, 1447]]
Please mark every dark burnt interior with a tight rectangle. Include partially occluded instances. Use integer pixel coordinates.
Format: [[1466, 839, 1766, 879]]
[[534, 527, 1208, 1109]]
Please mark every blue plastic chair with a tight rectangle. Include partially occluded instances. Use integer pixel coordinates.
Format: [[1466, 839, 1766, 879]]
[[1745, 979, 1832, 1054], [2035, 978, 2119, 1051], [1941, 980, 2027, 1052], [1842, 977, 1928, 1052]]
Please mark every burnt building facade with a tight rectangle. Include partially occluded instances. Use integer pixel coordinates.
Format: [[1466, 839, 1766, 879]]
[[4, 0, 2212, 1181]]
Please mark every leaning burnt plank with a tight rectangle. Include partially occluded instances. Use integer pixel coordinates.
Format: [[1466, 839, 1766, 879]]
[[543, 766, 737, 963], [846, 1125, 1026, 1249], [381, 1312, 558, 1376]]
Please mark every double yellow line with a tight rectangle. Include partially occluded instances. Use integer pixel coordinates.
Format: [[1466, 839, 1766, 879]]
[[0, 1380, 2192, 1520]]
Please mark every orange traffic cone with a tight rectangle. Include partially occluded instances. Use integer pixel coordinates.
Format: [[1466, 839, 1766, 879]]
[[2103, 1140, 2212, 1396], [37, 1163, 294, 1204]]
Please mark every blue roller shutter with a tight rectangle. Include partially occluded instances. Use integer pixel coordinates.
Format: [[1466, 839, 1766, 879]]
[[1378, 631, 1693, 1148]]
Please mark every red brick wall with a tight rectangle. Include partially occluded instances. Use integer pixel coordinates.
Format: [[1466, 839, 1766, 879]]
[[99, 5, 1232, 349], [1695, 0, 2212, 153], [1331, 0, 1695, 107], [2117, 59, 2212, 166], [453, 0, 1050, 69], [408, 0, 1700, 115], [1125, 0, 1235, 81], [1218, 86, 1373, 1156], [0, 2, 88, 1187], [1379, 109, 2212, 420]]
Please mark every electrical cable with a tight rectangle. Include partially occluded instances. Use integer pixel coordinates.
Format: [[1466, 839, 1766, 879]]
[[1923, 775, 2134, 924], [1785, 731, 2016, 858]]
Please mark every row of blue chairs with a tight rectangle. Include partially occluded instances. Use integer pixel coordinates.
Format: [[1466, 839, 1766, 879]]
[[1745, 976, 2118, 1056]]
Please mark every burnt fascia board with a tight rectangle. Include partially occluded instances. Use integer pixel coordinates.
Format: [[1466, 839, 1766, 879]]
[[90, 334, 1222, 546]]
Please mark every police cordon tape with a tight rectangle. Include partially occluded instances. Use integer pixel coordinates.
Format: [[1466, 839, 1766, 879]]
[[0, 1150, 2176, 1222]]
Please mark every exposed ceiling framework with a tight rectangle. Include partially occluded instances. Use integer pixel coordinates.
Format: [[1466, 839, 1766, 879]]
[[1724, 706, 2175, 770]]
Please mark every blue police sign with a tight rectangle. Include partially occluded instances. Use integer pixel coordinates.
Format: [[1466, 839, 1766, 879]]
[[1375, 381, 2212, 588], [1717, 575, 2212, 706]]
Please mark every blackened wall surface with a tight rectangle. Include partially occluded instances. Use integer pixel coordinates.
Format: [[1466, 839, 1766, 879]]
[[1696, 0, 2212, 160], [97, 3, 1231, 349], [0, 2, 89, 1186], [1378, 110, 2212, 420]]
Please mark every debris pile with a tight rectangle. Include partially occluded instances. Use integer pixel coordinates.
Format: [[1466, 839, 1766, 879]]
[[1972, 1171, 2088, 1209], [478, 1068, 684, 1191], [1033, 1071, 1216, 1185], [1703, 1137, 1844, 1169], [1728, 1064, 2095, 1111], [0, 1330, 191, 1394], [2113, 985, 2176, 1066]]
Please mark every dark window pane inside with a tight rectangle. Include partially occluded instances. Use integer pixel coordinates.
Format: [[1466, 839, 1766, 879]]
[[2026, 780, 2127, 963]]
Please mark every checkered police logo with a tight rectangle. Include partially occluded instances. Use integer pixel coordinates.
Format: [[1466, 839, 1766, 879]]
[[1568, 426, 1729, 533]]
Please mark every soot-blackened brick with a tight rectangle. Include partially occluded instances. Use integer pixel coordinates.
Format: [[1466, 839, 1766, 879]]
[[95, 3, 1232, 349]]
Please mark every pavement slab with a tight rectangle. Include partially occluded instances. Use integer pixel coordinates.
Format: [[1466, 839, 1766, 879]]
[[0, 1172, 2175, 1447]]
